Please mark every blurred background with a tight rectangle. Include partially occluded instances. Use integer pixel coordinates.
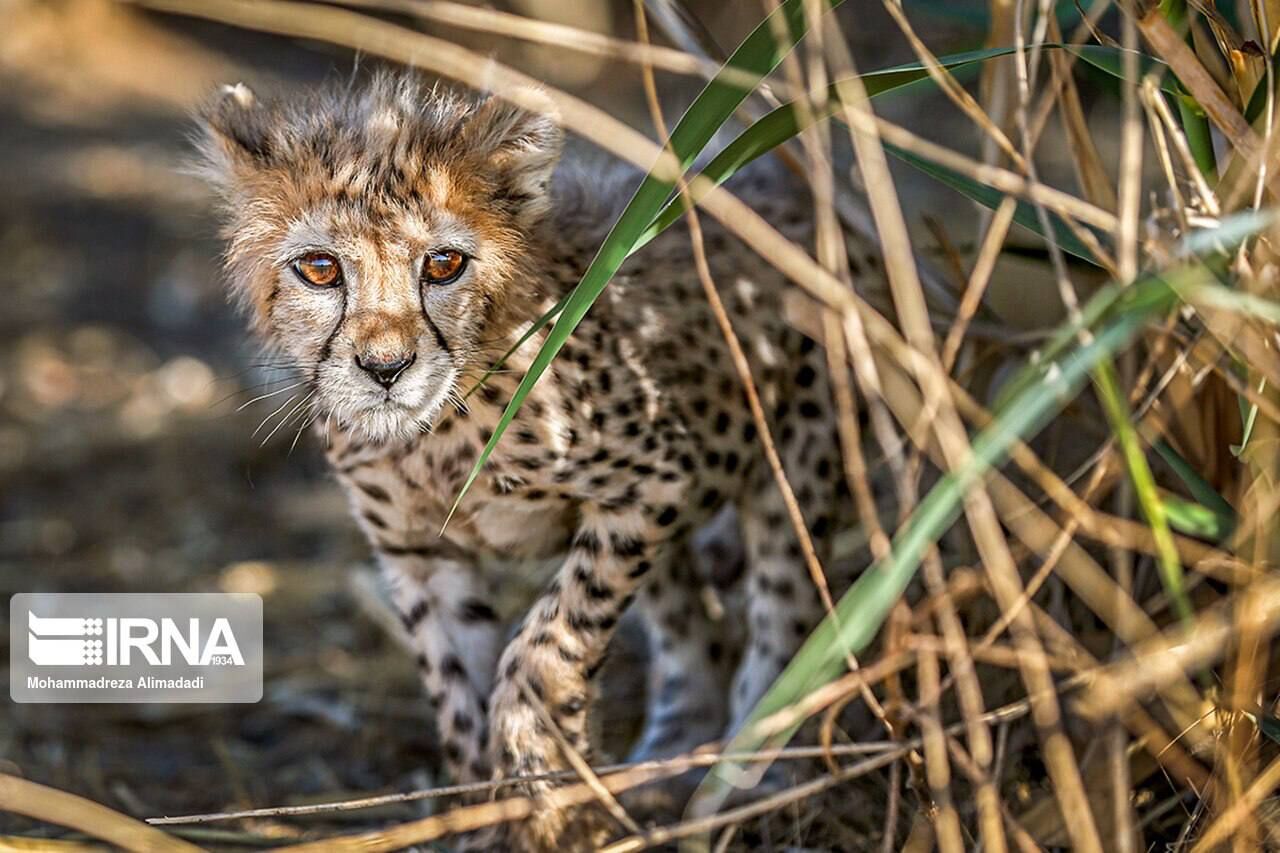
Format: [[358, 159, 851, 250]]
[[0, 0, 1132, 845]]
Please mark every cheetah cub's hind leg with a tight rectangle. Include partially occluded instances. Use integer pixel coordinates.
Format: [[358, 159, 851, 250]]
[[622, 552, 729, 819], [629, 539, 735, 765], [728, 344, 844, 791], [383, 558, 503, 788]]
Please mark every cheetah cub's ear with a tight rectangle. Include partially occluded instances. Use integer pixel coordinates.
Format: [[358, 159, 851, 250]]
[[193, 83, 275, 199], [463, 91, 563, 227]]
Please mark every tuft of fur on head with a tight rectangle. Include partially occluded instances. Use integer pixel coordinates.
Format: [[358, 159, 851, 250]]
[[194, 69, 564, 442]]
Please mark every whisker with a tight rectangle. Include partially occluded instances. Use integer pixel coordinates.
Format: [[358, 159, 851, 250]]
[[261, 391, 316, 447], [208, 376, 301, 410], [242, 362, 309, 374], [288, 406, 319, 457], [252, 393, 301, 439], [288, 395, 323, 434], [236, 381, 309, 412]]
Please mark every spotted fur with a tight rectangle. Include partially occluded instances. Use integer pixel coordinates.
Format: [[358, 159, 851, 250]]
[[198, 70, 879, 851]]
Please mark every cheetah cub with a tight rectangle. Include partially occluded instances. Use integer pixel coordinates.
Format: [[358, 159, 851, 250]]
[[198, 71, 864, 850]]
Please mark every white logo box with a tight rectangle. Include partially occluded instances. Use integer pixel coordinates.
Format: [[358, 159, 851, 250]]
[[10, 593, 262, 703]]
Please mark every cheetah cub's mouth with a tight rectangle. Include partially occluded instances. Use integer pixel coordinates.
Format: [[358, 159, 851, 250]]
[[318, 342, 463, 444], [194, 74, 564, 445]]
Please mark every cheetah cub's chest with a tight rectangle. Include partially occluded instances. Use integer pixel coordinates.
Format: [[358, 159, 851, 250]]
[[327, 415, 576, 562]]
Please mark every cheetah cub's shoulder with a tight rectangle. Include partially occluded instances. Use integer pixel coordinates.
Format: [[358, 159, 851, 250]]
[[198, 70, 865, 851]]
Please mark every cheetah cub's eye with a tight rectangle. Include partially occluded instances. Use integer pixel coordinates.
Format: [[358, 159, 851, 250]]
[[421, 249, 467, 286], [291, 252, 343, 288]]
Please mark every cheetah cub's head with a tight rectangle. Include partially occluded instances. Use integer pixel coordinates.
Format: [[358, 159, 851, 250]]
[[196, 72, 562, 442]]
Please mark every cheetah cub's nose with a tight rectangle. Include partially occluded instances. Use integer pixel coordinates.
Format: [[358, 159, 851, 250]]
[[355, 352, 416, 388]]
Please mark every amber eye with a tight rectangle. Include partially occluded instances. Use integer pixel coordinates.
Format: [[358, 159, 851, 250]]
[[421, 249, 467, 285], [291, 252, 343, 288]]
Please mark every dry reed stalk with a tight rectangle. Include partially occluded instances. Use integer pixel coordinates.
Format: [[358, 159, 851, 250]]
[[272, 761, 688, 852], [892, 121, 1015, 852], [980, 0, 1020, 192], [1111, 722, 1141, 850], [938, 733, 1044, 853], [940, 196, 1018, 373], [803, 23, 1003, 840], [779, 0, 894, 722], [1191, 748, 1280, 851], [1012, 0, 1088, 341], [0, 774, 201, 852], [1118, 9, 1144, 284], [149, 741, 913, 827], [0, 838, 106, 853], [598, 748, 905, 853], [746, 650, 917, 747], [1047, 14, 1118, 212], [763, 0, 920, 575], [1078, 573, 1280, 721], [332, 0, 736, 84], [915, 644, 965, 853], [823, 311, 892, 561], [519, 679, 642, 836], [1134, 4, 1263, 161], [907, 634, 1078, 674], [1142, 77, 1222, 217], [1028, 605, 1211, 792]]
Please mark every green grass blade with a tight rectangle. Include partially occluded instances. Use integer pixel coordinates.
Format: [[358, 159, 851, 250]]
[[1181, 281, 1280, 323], [910, 0, 1082, 29], [882, 141, 1099, 264], [1092, 359, 1192, 624], [448, 0, 841, 522], [1154, 439, 1237, 540], [1064, 45, 1177, 96], [1178, 209, 1276, 257], [1234, 393, 1262, 458], [1162, 493, 1233, 540]]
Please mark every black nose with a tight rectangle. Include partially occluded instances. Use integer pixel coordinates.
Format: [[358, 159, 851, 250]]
[[356, 352, 416, 388]]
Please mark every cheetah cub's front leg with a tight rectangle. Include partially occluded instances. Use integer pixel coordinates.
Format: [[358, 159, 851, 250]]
[[488, 498, 684, 851], [382, 557, 502, 787]]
